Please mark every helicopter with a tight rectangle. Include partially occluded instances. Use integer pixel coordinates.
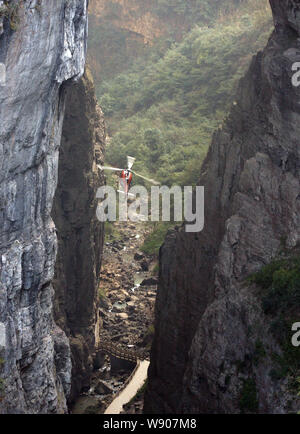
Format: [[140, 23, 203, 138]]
[[97, 156, 160, 197]]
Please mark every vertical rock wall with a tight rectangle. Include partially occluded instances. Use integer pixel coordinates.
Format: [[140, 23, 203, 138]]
[[0, 0, 88, 414], [52, 68, 106, 404]]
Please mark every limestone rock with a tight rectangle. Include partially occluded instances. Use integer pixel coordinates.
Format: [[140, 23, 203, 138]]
[[0, 0, 88, 414]]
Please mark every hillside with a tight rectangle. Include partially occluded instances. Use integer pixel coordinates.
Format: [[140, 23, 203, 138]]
[[91, 0, 272, 188], [88, 0, 260, 82]]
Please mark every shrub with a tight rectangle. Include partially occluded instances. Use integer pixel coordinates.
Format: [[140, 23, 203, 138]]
[[249, 253, 300, 391], [239, 378, 259, 413], [141, 222, 175, 256]]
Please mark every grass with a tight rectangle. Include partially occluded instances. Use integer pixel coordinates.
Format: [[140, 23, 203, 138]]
[[152, 262, 159, 275], [99, 284, 106, 300], [141, 222, 175, 256], [143, 324, 155, 350], [104, 221, 122, 243]]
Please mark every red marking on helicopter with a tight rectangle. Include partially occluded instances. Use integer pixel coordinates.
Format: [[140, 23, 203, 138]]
[[120, 169, 133, 194], [97, 156, 160, 197]]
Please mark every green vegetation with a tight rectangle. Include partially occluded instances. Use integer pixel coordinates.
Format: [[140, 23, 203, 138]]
[[143, 324, 155, 350], [253, 339, 266, 366], [248, 252, 300, 388], [248, 254, 300, 323], [99, 284, 106, 300], [141, 222, 174, 256], [89, 0, 266, 82], [104, 221, 122, 243], [91, 1, 271, 256], [239, 378, 259, 414], [98, 1, 272, 188], [152, 262, 159, 275], [147, 324, 155, 336]]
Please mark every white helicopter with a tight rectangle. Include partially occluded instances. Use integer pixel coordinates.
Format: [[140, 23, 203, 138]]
[[97, 156, 160, 197]]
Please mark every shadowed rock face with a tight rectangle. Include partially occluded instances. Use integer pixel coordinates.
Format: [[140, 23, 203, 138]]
[[145, 0, 300, 414], [0, 0, 88, 414], [52, 69, 106, 405]]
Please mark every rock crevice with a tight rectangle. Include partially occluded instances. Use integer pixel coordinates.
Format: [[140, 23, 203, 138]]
[[52, 68, 106, 405]]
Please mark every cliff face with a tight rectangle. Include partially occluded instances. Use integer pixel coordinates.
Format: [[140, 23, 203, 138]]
[[0, 0, 89, 414], [89, 0, 188, 44], [145, 0, 300, 414], [52, 68, 106, 404], [88, 0, 189, 81]]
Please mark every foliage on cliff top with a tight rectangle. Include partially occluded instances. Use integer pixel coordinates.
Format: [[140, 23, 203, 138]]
[[248, 251, 300, 392], [249, 253, 300, 323], [98, 1, 272, 187]]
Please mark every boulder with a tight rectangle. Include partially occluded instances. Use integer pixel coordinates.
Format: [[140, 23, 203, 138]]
[[140, 260, 149, 271], [116, 313, 129, 320], [140, 277, 159, 287], [95, 380, 114, 395], [112, 301, 127, 312], [134, 251, 145, 261]]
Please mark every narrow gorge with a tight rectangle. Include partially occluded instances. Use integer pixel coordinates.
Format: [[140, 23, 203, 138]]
[[0, 0, 299, 417]]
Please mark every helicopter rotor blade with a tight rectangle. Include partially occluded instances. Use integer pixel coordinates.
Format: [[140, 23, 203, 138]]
[[131, 170, 160, 185], [97, 165, 123, 172]]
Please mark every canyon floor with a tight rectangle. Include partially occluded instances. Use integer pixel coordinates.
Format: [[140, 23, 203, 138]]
[[71, 220, 158, 414]]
